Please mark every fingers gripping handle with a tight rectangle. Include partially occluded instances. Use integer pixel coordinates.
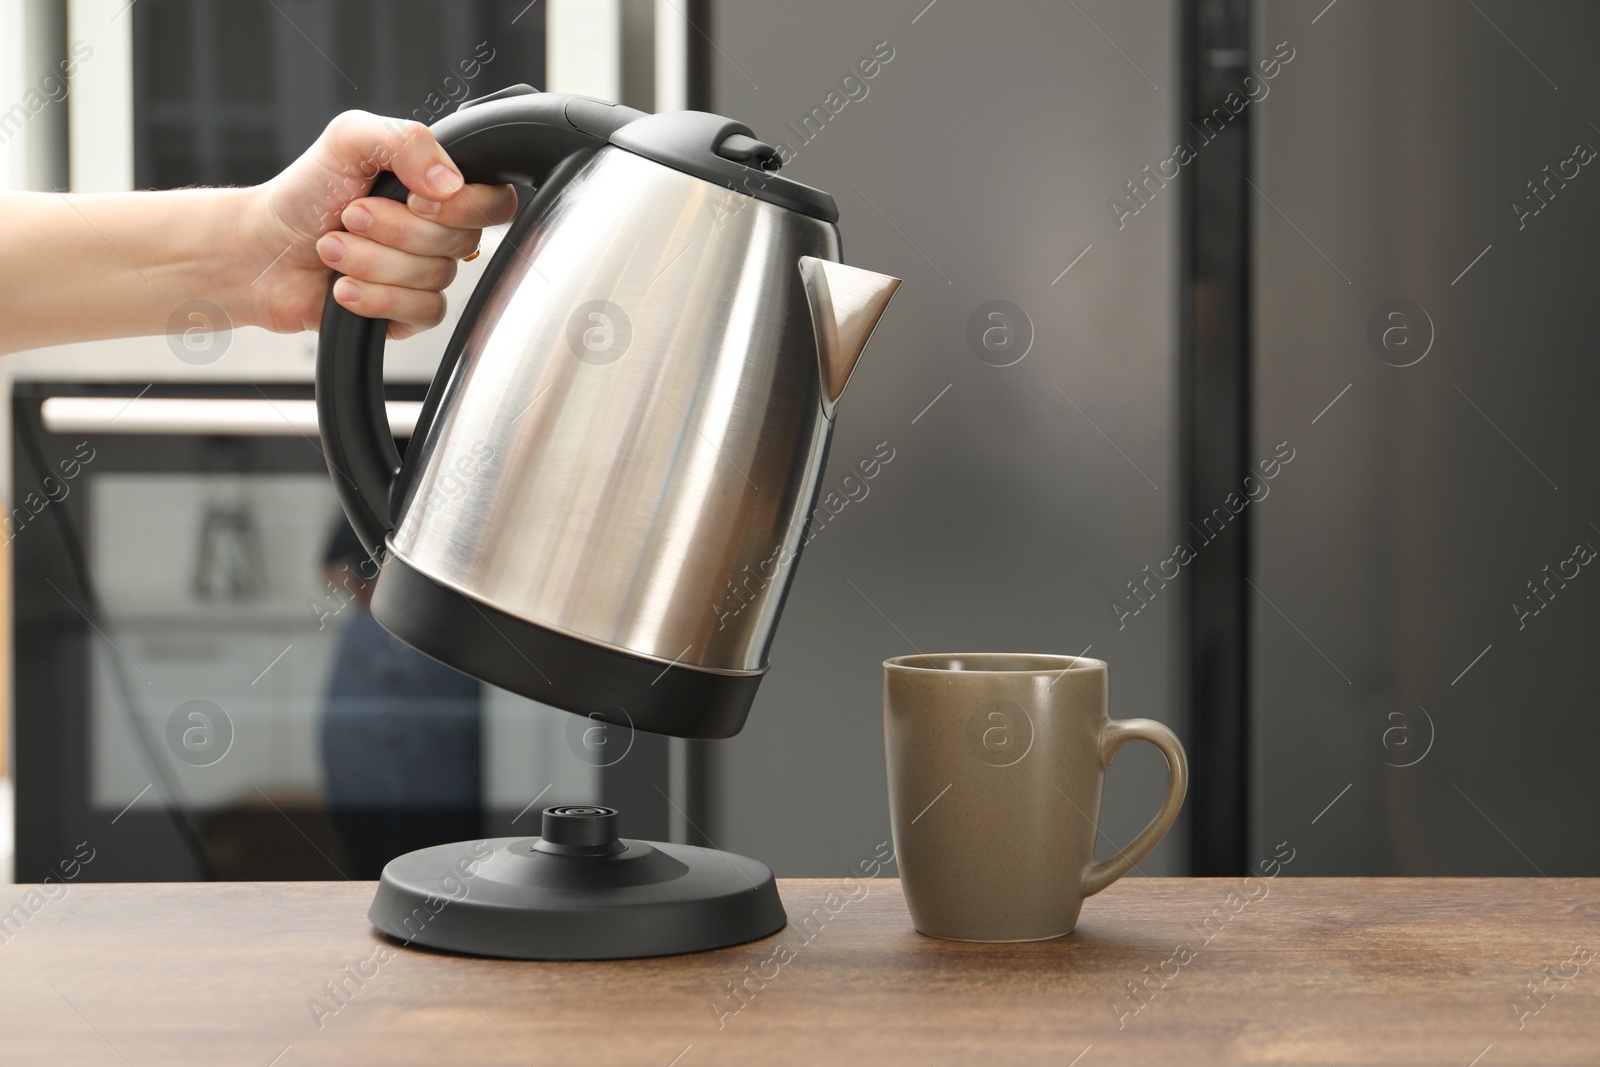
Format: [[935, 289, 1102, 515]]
[[1080, 718, 1188, 898], [314, 91, 644, 558]]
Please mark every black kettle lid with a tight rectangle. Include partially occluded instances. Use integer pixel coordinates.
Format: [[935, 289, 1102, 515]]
[[457, 87, 840, 223], [609, 110, 840, 223]]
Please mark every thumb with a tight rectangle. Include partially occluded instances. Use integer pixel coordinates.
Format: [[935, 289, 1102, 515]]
[[315, 110, 465, 203]]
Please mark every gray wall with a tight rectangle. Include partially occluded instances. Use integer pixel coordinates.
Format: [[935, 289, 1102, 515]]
[[1253, 1, 1600, 874], [707, 1, 1185, 876]]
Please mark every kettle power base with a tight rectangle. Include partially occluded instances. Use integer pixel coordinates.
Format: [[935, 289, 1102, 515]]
[[369, 819, 787, 961]]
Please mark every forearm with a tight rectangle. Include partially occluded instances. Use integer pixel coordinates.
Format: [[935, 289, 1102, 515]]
[[0, 111, 516, 354], [0, 187, 265, 355]]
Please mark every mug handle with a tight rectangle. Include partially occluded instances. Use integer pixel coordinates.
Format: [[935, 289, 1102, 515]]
[[1080, 718, 1188, 898]]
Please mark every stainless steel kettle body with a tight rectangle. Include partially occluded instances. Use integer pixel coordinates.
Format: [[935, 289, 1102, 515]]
[[316, 91, 899, 739]]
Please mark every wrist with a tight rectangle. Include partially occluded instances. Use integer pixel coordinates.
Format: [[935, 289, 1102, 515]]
[[213, 185, 276, 332]]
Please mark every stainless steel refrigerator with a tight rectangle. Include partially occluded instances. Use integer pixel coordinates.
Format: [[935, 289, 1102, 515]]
[[699, 0, 1600, 880], [703, 0, 1187, 876], [1249, 0, 1600, 875]]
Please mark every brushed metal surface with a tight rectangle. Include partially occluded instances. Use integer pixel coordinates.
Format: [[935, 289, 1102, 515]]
[[390, 147, 846, 673], [1252, 2, 1600, 873]]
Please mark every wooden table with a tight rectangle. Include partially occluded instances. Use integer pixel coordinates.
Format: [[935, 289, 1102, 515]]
[[0, 877, 1596, 1065]]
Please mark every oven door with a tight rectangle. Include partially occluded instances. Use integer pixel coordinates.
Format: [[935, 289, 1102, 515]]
[[12, 383, 661, 882]]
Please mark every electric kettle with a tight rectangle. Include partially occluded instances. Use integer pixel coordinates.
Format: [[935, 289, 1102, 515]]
[[316, 90, 901, 960], [317, 88, 900, 742]]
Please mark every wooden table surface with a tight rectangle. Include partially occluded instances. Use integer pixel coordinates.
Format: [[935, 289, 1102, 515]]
[[0, 877, 1596, 1065]]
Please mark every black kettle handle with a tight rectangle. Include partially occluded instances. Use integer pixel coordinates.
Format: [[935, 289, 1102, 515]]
[[315, 89, 645, 558]]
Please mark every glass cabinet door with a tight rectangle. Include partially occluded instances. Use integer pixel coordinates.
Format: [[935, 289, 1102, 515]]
[[133, 0, 547, 189]]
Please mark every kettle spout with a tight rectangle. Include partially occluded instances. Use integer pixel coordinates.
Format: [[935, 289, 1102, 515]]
[[798, 256, 902, 418]]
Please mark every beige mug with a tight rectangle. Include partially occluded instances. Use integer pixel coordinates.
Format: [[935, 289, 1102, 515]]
[[883, 653, 1186, 941]]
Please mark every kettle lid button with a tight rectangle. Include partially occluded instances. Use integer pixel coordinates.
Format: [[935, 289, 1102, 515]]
[[715, 133, 782, 172]]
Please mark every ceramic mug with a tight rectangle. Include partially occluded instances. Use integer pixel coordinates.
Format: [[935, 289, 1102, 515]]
[[883, 653, 1186, 941]]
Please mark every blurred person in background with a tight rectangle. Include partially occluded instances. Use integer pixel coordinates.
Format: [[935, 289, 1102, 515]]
[[0, 110, 512, 875], [318, 520, 484, 878]]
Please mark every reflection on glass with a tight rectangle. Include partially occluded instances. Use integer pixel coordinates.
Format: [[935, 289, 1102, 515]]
[[133, 0, 548, 189]]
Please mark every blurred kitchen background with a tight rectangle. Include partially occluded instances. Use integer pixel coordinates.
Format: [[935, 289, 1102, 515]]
[[1, 0, 1595, 884]]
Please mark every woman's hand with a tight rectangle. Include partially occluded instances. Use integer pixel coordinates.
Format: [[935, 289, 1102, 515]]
[[245, 110, 518, 340], [0, 110, 516, 356]]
